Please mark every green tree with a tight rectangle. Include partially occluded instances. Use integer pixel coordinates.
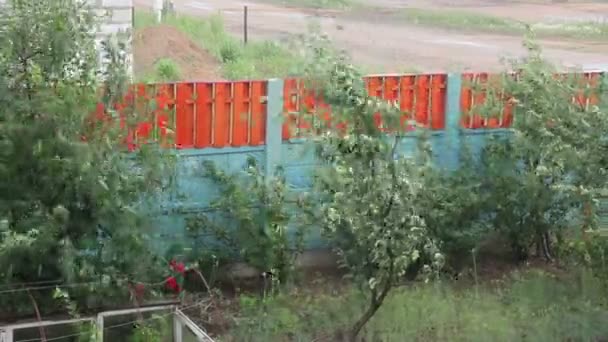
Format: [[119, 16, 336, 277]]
[[301, 35, 442, 340], [0, 0, 173, 316], [481, 35, 608, 261]]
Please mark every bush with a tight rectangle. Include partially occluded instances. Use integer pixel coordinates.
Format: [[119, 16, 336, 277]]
[[417, 146, 490, 265], [185, 158, 307, 285]]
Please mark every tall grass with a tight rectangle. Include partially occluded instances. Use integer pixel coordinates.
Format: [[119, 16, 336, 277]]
[[401, 8, 608, 40], [222, 269, 608, 341], [133, 11, 303, 80]]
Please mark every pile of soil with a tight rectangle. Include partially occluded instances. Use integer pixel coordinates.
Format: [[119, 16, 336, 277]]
[[132, 25, 223, 81]]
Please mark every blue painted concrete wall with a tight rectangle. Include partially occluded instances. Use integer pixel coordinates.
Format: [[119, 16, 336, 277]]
[[146, 74, 508, 255]]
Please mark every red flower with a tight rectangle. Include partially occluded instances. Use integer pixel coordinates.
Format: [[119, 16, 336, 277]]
[[165, 276, 180, 293], [169, 260, 186, 274]]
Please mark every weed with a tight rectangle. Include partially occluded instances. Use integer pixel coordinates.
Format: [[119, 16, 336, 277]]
[[154, 58, 181, 81]]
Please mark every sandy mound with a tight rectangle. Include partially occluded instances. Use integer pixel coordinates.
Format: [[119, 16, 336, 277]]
[[133, 25, 223, 81]]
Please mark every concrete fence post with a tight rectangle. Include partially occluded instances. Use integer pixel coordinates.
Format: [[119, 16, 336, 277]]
[[445, 73, 463, 169], [265, 79, 284, 181]]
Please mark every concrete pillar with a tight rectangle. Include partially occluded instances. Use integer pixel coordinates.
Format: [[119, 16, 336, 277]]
[[445, 73, 463, 169], [265, 79, 285, 180], [153, 0, 163, 23]]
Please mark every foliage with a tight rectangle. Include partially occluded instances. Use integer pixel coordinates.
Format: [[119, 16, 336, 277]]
[[0, 0, 174, 316], [479, 34, 608, 262], [185, 158, 307, 284], [129, 315, 170, 342], [563, 233, 608, 295], [416, 145, 490, 264], [299, 33, 442, 339]]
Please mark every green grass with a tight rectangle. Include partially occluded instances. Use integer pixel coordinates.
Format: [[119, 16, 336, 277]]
[[221, 269, 608, 341], [257, 0, 356, 9], [402, 8, 524, 34], [133, 10, 303, 80], [401, 8, 608, 40]]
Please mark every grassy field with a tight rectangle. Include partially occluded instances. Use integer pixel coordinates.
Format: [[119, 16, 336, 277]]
[[214, 268, 608, 341], [401, 8, 608, 40], [256, 0, 357, 9], [133, 11, 303, 81]]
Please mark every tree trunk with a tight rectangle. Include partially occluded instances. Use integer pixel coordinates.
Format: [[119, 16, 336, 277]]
[[348, 300, 381, 341], [28, 290, 47, 342], [348, 279, 393, 341], [542, 232, 553, 262]]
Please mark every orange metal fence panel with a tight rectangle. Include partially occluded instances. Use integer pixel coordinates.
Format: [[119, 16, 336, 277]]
[[460, 71, 603, 129], [176, 83, 195, 148], [194, 83, 213, 148], [98, 81, 269, 150], [161, 81, 269, 149], [96, 71, 602, 147], [282, 74, 447, 139], [250, 81, 267, 146]]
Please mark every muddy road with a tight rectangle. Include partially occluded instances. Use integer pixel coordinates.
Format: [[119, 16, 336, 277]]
[[134, 0, 608, 72]]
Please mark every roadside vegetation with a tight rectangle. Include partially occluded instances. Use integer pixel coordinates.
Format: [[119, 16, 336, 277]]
[[2, 1, 608, 341], [134, 10, 303, 80], [401, 8, 608, 40], [258, 0, 357, 9]]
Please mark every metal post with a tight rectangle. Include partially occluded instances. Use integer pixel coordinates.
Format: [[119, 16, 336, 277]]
[[173, 313, 183, 342], [243, 6, 248, 45], [153, 0, 163, 23], [1, 329, 14, 342], [96, 315, 104, 342]]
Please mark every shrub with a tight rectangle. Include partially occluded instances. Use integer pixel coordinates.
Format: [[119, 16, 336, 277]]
[[185, 158, 307, 285]]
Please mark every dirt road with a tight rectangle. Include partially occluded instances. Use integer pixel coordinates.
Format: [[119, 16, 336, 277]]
[[134, 0, 608, 72]]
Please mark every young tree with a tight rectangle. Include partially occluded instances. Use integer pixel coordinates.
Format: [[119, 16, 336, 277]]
[[300, 35, 442, 340], [0, 0, 172, 316]]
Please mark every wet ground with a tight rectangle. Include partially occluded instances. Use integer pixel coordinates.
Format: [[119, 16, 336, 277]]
[[134, 0, 608, 72]]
